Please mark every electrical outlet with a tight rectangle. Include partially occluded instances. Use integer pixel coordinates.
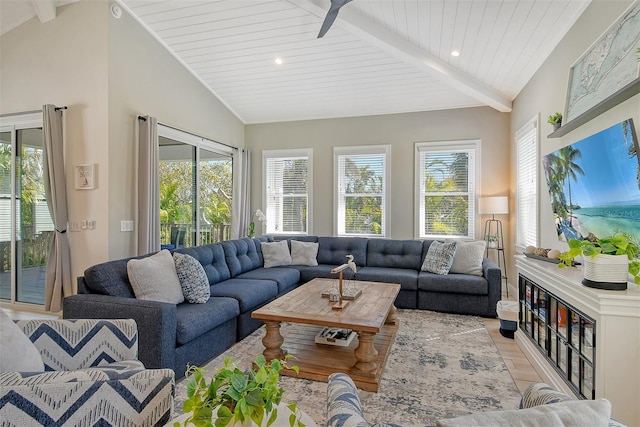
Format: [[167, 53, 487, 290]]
[[121, 220, 134, 232], [81, 220, 87, 229]]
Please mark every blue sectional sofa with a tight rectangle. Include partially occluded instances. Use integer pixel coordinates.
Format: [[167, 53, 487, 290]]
[[63, 236, 501, 379]]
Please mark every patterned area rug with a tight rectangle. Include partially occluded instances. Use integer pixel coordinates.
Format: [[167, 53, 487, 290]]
[[174, 310, 522, 426]]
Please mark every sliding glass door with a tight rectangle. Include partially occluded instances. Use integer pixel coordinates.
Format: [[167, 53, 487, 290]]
[[158, 125, 233, 248], [0, 113, 51, 306]]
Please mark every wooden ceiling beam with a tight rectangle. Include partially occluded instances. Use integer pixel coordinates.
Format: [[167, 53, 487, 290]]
[[294, 0, 512, 113]]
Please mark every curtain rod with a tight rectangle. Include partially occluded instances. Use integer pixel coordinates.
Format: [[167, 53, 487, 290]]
[[138, 115, 238, 151], [0, 106, 67, 118]]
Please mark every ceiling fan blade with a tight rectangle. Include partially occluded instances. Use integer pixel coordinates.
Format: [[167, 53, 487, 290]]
[[317, 0, 353, 38]]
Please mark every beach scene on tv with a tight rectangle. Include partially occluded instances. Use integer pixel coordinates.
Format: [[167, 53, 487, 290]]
[[543, 118, 640, 244]]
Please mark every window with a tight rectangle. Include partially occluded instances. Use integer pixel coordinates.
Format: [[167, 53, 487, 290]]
[[334, 145, 389, 237], [158, 125, 233, 248], [415, 140, 479, 239], [516, 116, 538, 248], [263, 149, 312, 235]]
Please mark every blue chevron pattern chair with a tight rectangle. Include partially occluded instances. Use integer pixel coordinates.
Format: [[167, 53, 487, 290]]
[[0, 318, 175, 426]]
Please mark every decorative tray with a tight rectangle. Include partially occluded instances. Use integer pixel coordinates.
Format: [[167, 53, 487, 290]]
[[524, 252, 580, 266]]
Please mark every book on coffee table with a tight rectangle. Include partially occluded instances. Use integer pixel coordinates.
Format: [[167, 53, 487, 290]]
[[314, 327, 356, 347]]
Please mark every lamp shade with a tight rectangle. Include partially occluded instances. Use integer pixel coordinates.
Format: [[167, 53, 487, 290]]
[[478, 196, 509, 215]]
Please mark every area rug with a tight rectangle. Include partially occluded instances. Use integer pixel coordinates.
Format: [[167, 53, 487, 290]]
[[173, 310, 522, 426]]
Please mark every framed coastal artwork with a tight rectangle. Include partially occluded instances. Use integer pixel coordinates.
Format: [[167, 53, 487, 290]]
[[542, 118, 640, 243], [564, 0, 640, 124]]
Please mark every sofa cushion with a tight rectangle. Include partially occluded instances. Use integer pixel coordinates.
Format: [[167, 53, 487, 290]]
[[418, 272, 488, 295], [127, 250, 184, 304], [317, 236, 368, 266], [175, 297, 239, 346], [436, 399, 612, 427], [176, 244, 231, 285], [290, 240, 319, 266], [261, 240, 292, 268], [366, 239, 423, 270], [0, 310, 44, 373], [421, 241, 457, 275], [210, 279, 278, 312], [173, 252, 210, 304], [235, 267, 300, 295], [222, 239, 263, 277], [83, 257, 137, 298], [449, 240, 486, 276], [298, 265, 355, 283], [354, 266, 418, 291]]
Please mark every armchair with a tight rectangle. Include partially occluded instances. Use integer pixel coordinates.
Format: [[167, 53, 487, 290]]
[[0, 318, 175, 426]]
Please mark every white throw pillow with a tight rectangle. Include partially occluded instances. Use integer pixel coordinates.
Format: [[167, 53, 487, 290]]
[[127, 249, 184, 304], [0, 310, 44, 372], [449, 240, 486, 276], [421, 241, 458, 275], [290, 240, 319, 266], [261, 240, 292, 268]]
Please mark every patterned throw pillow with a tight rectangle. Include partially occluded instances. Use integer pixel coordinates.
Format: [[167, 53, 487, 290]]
[[173, 252, 210, 304], [421, 241, 458, 275]]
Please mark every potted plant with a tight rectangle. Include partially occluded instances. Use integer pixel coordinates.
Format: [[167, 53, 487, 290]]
[[176, 355, 304, 427], [548, 112, 563, 131], [486, 234, 499, 249], [557, 233, 640, 290]]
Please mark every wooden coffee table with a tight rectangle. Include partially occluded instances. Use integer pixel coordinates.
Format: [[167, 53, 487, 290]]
[[251, 278, 400, 391]]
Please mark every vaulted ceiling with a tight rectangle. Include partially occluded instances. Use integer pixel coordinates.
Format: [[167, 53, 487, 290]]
[[1, 0, 591, 124]]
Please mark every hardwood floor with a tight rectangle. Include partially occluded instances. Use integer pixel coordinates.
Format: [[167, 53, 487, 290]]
[[3, 288, 541, 397]]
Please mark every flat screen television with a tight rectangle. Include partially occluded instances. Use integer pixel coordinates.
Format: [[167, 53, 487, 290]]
[[542, 118, 640, 243]]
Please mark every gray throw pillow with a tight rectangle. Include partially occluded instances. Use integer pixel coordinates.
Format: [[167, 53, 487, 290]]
[[261, 240, 292, 268], [449, 240, 486, 276], [127, 249, 184, 304], [0, 310, 44, 372], [290, 240, 319, 266], [421, 241, 457, 275], [173, 252, 210, 304], [436, 398, 611, 427]]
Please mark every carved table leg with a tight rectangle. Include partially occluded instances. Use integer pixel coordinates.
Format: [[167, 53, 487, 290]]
[[262, 321, 286, 361], [385, 305, 398, 325], [352, 331, 378, 375]]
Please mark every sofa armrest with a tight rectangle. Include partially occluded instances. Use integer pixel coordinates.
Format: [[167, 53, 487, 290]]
[[0, 367, 174, 426], [482, 258, 502, 316], [16, 318, 138, 371], [63, 294, 177, 371]]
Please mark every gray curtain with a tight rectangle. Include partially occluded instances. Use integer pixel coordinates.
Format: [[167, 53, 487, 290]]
[[42, 104, 72, 312], [231, 148, 251, 238], [137, 116, 160, 254]]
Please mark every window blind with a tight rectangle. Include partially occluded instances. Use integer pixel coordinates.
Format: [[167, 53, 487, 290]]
[[264, 153, 309, 234], [335, 146, 388, 236], [516, 117, 538, 248], [416, 142, 477, 239]]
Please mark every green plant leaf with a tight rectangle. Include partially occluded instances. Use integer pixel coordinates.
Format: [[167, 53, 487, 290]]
[[229, 372, 247, 393], [266, 408, 278, 427]]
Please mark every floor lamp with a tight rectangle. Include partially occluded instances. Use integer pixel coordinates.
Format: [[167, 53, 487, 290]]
[[478, 196, 509, 296]]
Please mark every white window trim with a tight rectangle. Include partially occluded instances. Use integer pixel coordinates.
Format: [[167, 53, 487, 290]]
[[414, 140, 480, 240], [333, 145, 390, 238], [262, 148, 313, 235], [515, 115, 539, 252]]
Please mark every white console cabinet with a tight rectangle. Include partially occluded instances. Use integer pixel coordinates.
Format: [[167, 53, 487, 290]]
[[515, 255, 640, 426]]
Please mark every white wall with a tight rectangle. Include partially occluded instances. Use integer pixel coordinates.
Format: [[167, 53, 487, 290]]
[[510, 0, 638, 282], [0, 0, 244, 283], [0, 1, 110, 287], [246, 107, 511, 243], [107, 3, 244, 259]]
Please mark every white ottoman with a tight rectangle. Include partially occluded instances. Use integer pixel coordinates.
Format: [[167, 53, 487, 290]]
[[496, 300, 518, 338]]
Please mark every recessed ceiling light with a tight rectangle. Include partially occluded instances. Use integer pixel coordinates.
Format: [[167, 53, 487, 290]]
[[274, 58, 283, 65], [451, 51, 460, 57]]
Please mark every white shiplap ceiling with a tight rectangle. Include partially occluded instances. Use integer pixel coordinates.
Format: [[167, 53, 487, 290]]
[[1, 0, 591, 124]]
